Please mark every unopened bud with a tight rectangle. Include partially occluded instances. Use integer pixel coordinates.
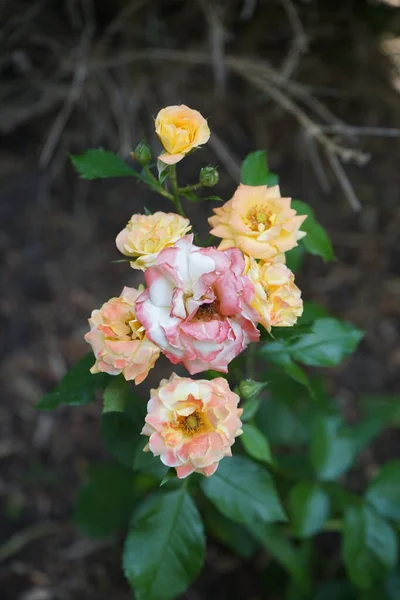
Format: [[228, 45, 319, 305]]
[[199, 166, 219, 188], [133, 140, 152, 166]]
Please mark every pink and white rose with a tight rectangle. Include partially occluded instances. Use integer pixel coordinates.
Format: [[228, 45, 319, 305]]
[[142, 373, 243, 478], [135, 235, 260, 374]]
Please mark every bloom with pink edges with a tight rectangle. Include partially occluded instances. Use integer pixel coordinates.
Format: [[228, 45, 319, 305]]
[[135, 235, 260, 374], [85, 286, 160, 384], [141, 373, 243, 478]]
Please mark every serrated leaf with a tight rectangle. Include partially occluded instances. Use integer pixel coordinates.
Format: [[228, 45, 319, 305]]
[[241, 423, 272, 464], [343, 504, 398, 589], [71, 149, 141, 180], [260, 318, 363, 370], [366, 460, 400, 522], [288, 482, 330, 538], [201, 455, 286, 525], [241, 150, 275, 186], [123, 488, 205, 600], [74, 463, 135, 538], [36, 353, 110, 410], [292, 200, 335, 262], [311, 415, 356, 481], [289, 318, 363, 366]]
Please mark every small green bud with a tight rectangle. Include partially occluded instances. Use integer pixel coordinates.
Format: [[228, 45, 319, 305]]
[[199, 165, 219, 188], [133, 140, 152, 166]]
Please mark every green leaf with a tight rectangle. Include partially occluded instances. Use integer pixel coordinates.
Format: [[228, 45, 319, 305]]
[[366, 460, 400, 522], [288, 482, 330, 537], [101, 410, 143, 470], [311, 415, 356, 481], [259, 344, 313, 394], [101, 385, 145, 469], [134, 442, 169, 481], [157, 159, 169, 184], [201, 456, 286, 526], [71, 149, 141, 180], [241, 395, 262, 421], [102, 375, 131, 413], [248, 522, 310, 591], [241, 150, 275, 186], [241, 424, 272, 464], [256, 396, 310, 447], [299, 302, 331, 326], [74, 463, 135, 538], [289, 318, 363, 366], [203, 507, 257, 560], [123, 488, 205, 600], [314, 581, 356, 600], [285, 244, 305, 274], [261, 318, 363, 369], [343, 504, 398, 589], [292, 200, 335, 262], [36, 353, 110, 410]]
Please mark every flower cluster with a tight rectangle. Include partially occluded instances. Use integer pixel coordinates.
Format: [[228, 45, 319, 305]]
[[85, 105, 306, 478]]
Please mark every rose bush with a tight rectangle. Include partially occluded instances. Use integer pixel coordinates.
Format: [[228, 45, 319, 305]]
[[38, 106, 388, 600]]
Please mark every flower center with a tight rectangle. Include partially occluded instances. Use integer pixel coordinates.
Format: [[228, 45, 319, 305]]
[[244, 206, 275, 232], [177, 409, 204, 435], [194, 300, 220, 322]]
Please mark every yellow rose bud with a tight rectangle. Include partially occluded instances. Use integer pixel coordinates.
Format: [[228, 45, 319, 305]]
[[116, 211, 191, 270], [155, 105, 210, 165], [245, 256, 303, 332], [208, 183, 307, 261]]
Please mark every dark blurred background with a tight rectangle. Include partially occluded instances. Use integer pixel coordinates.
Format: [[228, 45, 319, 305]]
[[1, 0, 400, 598]]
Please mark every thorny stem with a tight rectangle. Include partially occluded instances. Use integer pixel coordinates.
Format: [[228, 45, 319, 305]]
[[169, 165, 185, 216]]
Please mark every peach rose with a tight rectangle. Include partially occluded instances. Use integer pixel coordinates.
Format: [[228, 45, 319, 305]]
[[141, 373, 243, 478], [155, 105, 210, 165], [135, 235, 260, 374], [116, 212, 191, 270], [245, 257, 303, 332], [209, 183, 307, 261], [85, 286, 160, 384]]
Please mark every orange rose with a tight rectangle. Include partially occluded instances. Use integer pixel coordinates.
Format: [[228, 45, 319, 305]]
[[245, 257, 303, 332], [209, 183, 307, 261]]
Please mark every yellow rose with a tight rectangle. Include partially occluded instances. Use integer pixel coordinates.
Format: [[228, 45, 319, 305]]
[[116, 211, 191, 270], [155, 105, 210, 165], [245, 256, 303, 332], [209, 183, 307, 261]]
